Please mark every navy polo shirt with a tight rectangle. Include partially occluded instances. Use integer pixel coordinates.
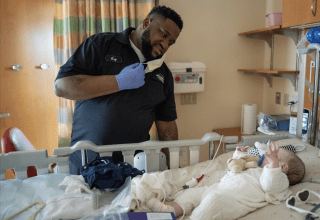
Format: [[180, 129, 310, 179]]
[[56, 28, 177, 172]]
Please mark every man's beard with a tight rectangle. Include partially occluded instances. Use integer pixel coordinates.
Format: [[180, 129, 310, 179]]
[[141, 28, 162, 61]]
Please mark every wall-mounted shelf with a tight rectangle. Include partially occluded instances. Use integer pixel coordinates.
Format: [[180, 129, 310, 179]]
[[239, 26, 301, 91], [238, 26, 300, 47], [238, 69, 299, 90]]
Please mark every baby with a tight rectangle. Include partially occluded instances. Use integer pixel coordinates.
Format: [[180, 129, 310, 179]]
[[147, 142, 305, 219]]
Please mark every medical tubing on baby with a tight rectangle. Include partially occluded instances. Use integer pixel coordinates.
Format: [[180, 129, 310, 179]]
[[182, 135, 224, 190], [153, 174, 167, 204], [115, 63, 145, 91]]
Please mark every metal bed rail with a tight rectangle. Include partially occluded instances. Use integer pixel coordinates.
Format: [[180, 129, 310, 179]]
[[53, 132, 237, 173], [0, 133, 238, 180]]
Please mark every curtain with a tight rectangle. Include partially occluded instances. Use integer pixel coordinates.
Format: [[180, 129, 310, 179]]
[[53, 0, 156, 147]]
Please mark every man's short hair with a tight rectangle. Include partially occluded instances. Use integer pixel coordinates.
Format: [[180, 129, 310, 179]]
[[147, 5, 183, 30], [287, 153, 305, 185]]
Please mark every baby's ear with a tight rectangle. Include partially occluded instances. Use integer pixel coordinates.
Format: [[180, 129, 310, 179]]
[[281, 163, 288, 174]]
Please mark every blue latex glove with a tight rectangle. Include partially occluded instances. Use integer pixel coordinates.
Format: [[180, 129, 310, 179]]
[[115, 63, 145, 91]]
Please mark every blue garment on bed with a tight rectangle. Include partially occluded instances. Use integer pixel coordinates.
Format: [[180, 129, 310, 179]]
[[80, 157, 144, 189], [257, 154, 265, 167]]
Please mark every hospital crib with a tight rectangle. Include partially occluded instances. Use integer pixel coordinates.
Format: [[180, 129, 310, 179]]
[[0, 131, 298, 180], [0, 132, 231, 179]]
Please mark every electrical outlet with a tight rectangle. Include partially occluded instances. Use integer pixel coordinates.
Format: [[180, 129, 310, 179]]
[[179, 147, 187, 165], [276, 92, 281, 105], [181, 93, 197, 105], [284, 93, 289, 106]]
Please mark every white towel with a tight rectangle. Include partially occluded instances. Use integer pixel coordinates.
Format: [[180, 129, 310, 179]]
[[59, 175, 93, 194], [44, 175, 99, 220]]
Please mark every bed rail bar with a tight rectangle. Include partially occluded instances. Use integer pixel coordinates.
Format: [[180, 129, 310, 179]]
[[0, 150, 68, 180], [0, 133, 237, 180], [53, 132, 237, 173]]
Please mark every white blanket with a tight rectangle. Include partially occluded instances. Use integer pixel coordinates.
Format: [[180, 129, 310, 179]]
[[130, 152, 233, 212], [0, 173, 70, 220], [130, 138, 320, 219], [130, 156, 292, 219]]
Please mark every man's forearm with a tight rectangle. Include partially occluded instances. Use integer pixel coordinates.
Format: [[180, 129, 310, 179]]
[[156, 120, 178, 141], [54, 75, 119, 100], [156, 120, 178, 168]]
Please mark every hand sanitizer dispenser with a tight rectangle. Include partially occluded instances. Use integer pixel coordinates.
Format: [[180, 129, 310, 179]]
[[168, 62, 206, 94]]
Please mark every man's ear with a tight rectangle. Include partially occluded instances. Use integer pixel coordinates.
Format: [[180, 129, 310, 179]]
[[281, 163, 288, 174], [142, 18, 151, 29]]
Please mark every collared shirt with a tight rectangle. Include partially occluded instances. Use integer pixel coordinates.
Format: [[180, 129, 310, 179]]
[[56, 28, 177, 170]]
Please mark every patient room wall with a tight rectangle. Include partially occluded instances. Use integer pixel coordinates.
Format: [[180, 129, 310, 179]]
[[159, 0, 267, 162], [263, 0, 298, 114]]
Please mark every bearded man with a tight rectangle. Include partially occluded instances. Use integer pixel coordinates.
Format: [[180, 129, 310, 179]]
[[54, 5, 183, 174]]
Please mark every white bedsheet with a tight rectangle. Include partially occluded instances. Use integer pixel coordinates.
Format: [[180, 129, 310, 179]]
[[130, 138, 320, 219], [0, 173, 70, 220], [0, 138, 319, 220]]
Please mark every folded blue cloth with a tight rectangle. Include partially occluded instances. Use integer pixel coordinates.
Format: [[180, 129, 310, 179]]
[[80, 157, 144, 189]]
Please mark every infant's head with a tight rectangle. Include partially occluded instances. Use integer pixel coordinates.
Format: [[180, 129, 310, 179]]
[[278, 148, 305, 185]]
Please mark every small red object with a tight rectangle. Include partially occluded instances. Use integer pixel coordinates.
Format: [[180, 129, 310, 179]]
[[196, 174, 204, 182], [175, 76, 180, 82]]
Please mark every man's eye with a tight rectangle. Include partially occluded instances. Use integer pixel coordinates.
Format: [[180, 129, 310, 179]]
[[162, 32, 166, 38]]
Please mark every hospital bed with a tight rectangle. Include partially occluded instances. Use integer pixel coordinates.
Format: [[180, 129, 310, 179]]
[[0, 132, 319, 219]]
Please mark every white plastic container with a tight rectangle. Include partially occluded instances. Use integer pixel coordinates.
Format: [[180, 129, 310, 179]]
[[168, 62, 206, 94]]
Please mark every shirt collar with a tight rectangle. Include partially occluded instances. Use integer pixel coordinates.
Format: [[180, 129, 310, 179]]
[[129, 38, 146, 63], [114, 27, 135, 45]]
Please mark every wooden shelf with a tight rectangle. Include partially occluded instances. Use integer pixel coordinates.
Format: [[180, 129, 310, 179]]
[[238, 26, 300, 91], [238, 26, 282, 36], [238, 69, 299, 90], [238, 26, 299, 48], [238, 69, 299, 74]]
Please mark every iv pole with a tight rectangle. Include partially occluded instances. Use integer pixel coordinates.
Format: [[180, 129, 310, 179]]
[[298, 43, 320, 147]]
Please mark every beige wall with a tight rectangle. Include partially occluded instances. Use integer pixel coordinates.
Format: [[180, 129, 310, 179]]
[[159, 0, 267, 161], [263, 0, 298, 114]]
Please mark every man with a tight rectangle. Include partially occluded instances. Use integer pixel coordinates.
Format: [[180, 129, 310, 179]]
[[54, 6, 183, 174]]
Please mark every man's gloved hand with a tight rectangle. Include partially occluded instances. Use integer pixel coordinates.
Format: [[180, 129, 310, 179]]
[[115, 63, 145, 91]]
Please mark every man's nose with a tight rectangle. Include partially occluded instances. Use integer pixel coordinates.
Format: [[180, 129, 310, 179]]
[[160, 39, 170, 52]]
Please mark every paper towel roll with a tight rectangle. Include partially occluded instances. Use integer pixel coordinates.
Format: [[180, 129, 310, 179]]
[[241, 104, 257, 134]]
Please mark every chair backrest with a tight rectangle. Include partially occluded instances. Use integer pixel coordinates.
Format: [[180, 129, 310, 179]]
[[1, 128, 17, 153], [1, 127, 37, 178], [2, 128, 36, 153]]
